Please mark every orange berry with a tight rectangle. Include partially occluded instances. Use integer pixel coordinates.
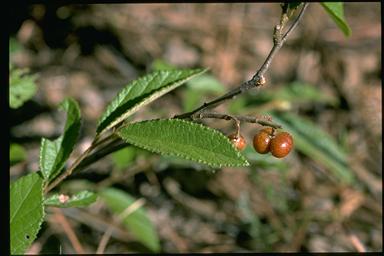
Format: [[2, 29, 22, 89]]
[[253, 127, 274, 154], [270, 132, 293, 158], [228, 133, 246, 151]]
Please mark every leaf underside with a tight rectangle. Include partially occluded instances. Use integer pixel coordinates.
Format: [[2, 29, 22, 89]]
[[321, 2, 352, 37], [44, 191, 97, 208], [96, 68, 207, 134], [39, 98, 81, 181]]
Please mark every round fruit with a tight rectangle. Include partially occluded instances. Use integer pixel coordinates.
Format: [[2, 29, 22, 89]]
[[253, 127, 274, 154], [270, 132, 293, 158], [228, 133, 246, 151]]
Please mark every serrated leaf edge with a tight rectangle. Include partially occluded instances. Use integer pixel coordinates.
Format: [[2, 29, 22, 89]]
[[39, 138, 49, 181], [97, 69, 207, 135], [10, 173, 45, 255], [320, 2, 351, 37], [117, 119, 249, 168], [39, 98, 81, 181]]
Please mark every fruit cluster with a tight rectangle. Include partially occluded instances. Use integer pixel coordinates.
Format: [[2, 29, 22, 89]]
[[228, 127, 293, 158]]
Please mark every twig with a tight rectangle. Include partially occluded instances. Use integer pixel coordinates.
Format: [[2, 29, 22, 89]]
[[75, 138, 127, 173], [52, 208, 85, 254], [45, 133, 120, 193], [174, 3, 308, 120], [45, 146, 93, 193], [96, 198, 146, 254], [59, 208, 135, 242], [195, 112, 282, 129]]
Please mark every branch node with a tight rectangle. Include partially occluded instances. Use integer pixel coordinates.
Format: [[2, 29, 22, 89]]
[[258, 75, 266, 86]]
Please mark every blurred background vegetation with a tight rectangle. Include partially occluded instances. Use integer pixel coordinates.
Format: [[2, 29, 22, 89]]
[[10, 3, 381, 253]]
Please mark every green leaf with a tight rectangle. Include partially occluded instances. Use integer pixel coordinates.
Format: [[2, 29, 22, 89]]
[[44, 190, 97, 208], [96, 68, 207, 134], [269, 111, 355, 184], [9, 67, 37, 109], [40, 98, 81, 181], [10, 172, 44, 255], [321, 2, 351, 37], [10, 143, 27, 166], [117, 119, 249, 168], [100, 188, 160, 252]]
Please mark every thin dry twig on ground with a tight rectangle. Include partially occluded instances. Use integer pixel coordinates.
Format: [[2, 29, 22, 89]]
[[61, 208, 135, 242], [343, 222, 367, 252], [347, 232, 366, 252], [52, 208, 85, 254]]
